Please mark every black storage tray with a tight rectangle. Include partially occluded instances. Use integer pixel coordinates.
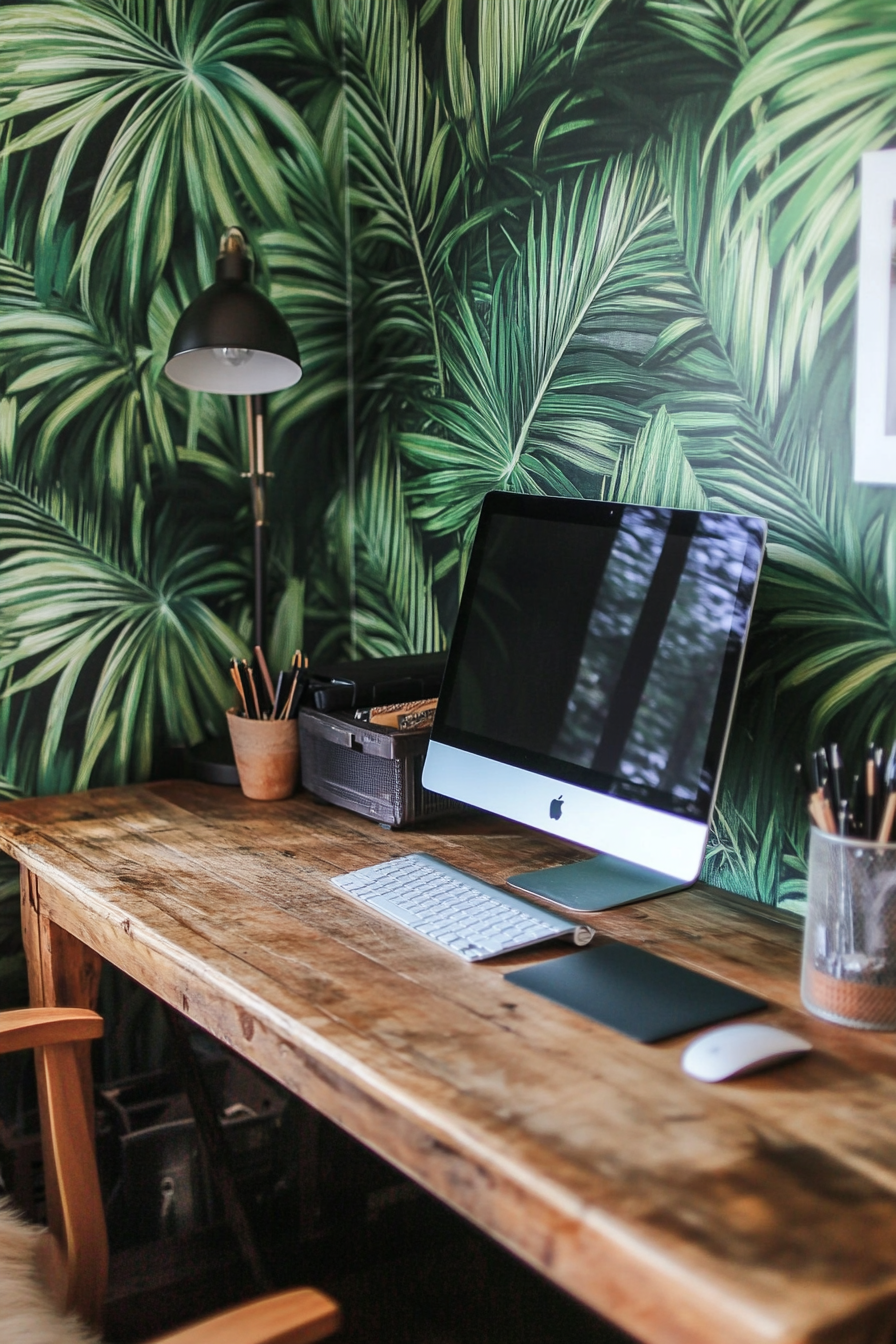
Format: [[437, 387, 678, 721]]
[[299, 707, 463, 828]]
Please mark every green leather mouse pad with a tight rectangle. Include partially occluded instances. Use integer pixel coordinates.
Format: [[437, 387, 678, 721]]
[[505, 942, 765, 1043]]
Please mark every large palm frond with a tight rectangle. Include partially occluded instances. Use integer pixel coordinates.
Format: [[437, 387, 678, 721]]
[[0, 670, 37, 796], [147, 253, 243, 474], [399, 152, 669, 539], [610, 405, 709, 509], [308, 432, 444, 660], [706, 0, 896, 264], [442, 0, 611, 176], [0, 0, 321, 321], [0, 480, 245, 789], [644, 0, 802, 68], [650, 107, 844, 549], [0, 303, 174, 500], [343, 0, 453, 395], [640, 99, 896, 806], [262, 134, 350, 439]]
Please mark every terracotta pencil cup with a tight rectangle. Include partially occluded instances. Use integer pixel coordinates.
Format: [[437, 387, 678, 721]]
[[226, 708, 300, 801]]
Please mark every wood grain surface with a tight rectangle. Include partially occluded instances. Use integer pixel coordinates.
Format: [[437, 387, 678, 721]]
[[3, 782, 896, 1344]]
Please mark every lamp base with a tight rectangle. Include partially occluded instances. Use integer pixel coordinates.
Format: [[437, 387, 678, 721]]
[[185, 737, 240, 787]]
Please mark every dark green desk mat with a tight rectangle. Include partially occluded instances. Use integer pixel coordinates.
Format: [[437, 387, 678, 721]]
[[505, 941, 765, 1043]]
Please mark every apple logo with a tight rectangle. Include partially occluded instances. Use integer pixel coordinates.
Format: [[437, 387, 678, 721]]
[[549, 795, 564, 820]]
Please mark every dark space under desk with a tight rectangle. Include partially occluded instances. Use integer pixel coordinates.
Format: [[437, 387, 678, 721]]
[[2, 782, 896, 1344]]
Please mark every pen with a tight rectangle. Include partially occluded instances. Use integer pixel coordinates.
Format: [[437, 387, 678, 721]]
[[236, 660, 256, 718], [827, 743, 845, 813], [886, 740, 896, 790], [816, 747, 829, 796], [808, 751, 820, 794], [838, 798, 849, 837], [815, 747, 837, 834], [272, 670, 286, 719], [878, 743, 896, 842], [254, 645, 276, 712]]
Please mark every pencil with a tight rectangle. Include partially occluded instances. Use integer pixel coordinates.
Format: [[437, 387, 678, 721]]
[[244, 661, 262, 719], [865, 746, 878, 839], [878, 788, 896, 843], [254, 645, 276, 709], [235, 660, 255, 718], [230, 660, 248, 717], [809, 790, 837, 834], [280, 667, 300, 720]]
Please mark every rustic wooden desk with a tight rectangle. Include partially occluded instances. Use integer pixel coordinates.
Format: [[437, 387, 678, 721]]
[[2, 782, 896, 1344]]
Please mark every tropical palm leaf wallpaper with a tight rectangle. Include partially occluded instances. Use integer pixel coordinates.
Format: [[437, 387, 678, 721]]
[[0, 0, 894, 998]]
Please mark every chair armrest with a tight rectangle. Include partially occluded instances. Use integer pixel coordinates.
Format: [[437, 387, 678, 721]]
[[151, 1289, 341, 1344], [0, 1008, 107, 1328], [0, 1008, 103, 1054]]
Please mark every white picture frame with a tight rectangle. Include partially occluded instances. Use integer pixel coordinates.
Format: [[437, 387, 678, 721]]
[[854, 149, 896, 483]]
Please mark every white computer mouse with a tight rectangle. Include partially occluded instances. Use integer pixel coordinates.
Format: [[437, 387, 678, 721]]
[[681, 1022, 811, 1082]]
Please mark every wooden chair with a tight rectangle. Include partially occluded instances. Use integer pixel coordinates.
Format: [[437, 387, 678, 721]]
[[0, 1006, 340, 1344]]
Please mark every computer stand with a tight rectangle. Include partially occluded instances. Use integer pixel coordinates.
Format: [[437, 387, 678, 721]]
[[507, 853, 690, 913]]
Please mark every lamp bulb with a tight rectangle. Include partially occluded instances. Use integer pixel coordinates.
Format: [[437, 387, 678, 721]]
[[213, 347, 254, 368]]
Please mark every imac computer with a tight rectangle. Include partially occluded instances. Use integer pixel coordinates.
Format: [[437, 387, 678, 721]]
[[422, 492, 766, 913]]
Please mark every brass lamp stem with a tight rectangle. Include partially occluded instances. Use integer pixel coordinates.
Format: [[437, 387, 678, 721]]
[[243, 393, 269, 650]]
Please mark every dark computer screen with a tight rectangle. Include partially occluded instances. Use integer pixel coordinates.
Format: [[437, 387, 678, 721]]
[[435, 495, 765, 823]]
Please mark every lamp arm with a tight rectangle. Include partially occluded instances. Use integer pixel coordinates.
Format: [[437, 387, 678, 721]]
[[243, 394, 270, 651]]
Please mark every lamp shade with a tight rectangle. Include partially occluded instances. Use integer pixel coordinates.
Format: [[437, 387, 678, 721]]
[[164, 228, 302, 395]]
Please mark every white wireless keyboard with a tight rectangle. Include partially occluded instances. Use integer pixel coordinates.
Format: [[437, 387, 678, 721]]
[[331, 852, 594, 961]]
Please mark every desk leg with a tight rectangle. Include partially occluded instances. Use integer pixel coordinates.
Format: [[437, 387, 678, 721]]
[[20, 866, 104, 1228]]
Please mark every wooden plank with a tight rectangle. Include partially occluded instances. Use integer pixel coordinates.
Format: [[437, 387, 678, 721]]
[[4, 784, 896, 1344]]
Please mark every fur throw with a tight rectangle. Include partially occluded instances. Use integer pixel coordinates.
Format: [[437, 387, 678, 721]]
[[0, 1200, 99, 1344]]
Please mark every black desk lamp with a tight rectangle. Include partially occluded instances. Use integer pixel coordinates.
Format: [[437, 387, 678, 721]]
[[164, 226, 301, 651]]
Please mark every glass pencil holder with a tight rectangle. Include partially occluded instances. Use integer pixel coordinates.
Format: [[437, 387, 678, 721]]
[[802, 827, 896, 1030]]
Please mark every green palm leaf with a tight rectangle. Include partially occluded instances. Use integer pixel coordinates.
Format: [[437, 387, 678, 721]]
[[0, 480, 246, 789], [442, 0, 612, 174], [706, 0, 896, 264], [0, 302, 174, 500], [400, 153, 668, 538], [309, 432, 445, 660], [0, 671, 40, 795], [610, 405, 709, 509], [0, 0, 322, 318], [645, 0, 802, 68], [650, 106, 846, 548], [147, 256, 243, 477], [0, 707, 24, 800], [262, 176, 349, 434], [662, 66, 860, 418], [344, 0, 452, 394], [638, 99, 896, 832]]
